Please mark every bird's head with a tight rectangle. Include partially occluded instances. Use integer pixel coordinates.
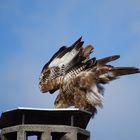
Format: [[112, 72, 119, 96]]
[[39, 67, 61, 93]]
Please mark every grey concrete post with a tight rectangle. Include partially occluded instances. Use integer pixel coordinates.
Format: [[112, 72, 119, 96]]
[[0, 108, 92, 140], [40, 131, 51, 140], [17, 129, 25, 140]]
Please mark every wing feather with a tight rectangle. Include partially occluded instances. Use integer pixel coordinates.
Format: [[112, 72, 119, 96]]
[[39, 37, 140, 116], [39, 37, 84, 93], [54, 55, 140, 115]]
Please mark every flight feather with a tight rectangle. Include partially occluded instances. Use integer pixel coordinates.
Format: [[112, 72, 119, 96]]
[[39, 37, 140, 116]]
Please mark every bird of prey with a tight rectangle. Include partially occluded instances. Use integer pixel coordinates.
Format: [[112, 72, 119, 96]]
[[39, 37, 140, 116]]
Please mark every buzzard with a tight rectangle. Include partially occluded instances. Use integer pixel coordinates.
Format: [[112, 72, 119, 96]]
[[39, 37, 140, 116]]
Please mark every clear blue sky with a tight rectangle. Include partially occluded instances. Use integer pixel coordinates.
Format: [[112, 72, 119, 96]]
[[0, 0, 140, 140]]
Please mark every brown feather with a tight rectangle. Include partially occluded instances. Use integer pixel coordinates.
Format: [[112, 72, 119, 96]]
[[111, 67, 140, 76], [39, 37, 140, 117], [97, 55, 120, 66]]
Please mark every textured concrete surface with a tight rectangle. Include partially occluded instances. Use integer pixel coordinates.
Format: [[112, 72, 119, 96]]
[[0, 108, 91, 140]]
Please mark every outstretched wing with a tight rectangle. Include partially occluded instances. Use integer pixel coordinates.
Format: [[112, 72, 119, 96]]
[[39, 37, 140, 116], [39, 37, 84, 93], [94, 55, 140, 83], [54, 55, 140, 115]]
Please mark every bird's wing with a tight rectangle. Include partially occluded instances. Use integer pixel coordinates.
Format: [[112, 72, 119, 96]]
[[54, 55, 140, 114], [39, 37, 84, 93], [93, 55, 140, 83], [54, 70, 99, 117]]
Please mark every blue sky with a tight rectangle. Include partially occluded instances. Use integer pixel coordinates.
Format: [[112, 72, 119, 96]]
[[0, 0, 140, 140]]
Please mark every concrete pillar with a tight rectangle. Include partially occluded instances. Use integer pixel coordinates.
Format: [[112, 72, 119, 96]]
[[0, 108, 92, 140], [40, 132, 51, 140]]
